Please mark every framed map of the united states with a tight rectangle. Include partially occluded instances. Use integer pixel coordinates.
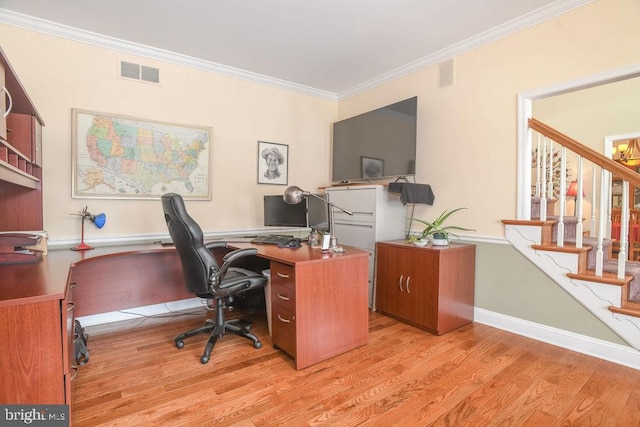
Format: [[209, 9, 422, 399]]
[[72, 109, 211, 200]]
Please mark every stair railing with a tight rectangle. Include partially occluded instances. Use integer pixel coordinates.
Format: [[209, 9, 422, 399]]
[[528, 118, 640, 279]]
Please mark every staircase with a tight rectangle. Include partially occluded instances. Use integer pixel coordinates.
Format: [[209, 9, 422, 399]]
[[506, 118, 640, 353]]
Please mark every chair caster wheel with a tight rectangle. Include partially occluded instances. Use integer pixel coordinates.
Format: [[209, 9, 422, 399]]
[[254, 341, 262, 349], [243, 323, 252, 332], [175, 340, 184, 349], [200, 355, 209, 364]]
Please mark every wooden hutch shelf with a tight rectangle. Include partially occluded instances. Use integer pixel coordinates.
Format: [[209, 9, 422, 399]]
[[0, 46, 45, 231]]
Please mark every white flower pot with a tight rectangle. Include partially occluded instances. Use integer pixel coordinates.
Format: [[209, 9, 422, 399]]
[[431, 237, 449, 246], [412, 239, 428, 247]]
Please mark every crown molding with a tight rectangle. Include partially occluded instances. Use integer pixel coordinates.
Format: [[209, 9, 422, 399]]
[[337, 0, 595, 101], [0, 9, 338, 102], [0, 0, 594, 103]]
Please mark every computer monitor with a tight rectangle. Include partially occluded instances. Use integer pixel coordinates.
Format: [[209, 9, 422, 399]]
[[263, 195, 307, 227], [307, 193, 330, 232]]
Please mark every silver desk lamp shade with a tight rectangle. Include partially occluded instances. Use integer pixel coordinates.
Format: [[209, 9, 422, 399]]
[[283, 185, 307, 204], [283, 186, 353, 250]]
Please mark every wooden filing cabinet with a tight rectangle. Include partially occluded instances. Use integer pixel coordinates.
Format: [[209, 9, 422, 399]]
[[267, 246, 369, 370], [375, 240, 476, 335], [0, 274, 74, 404]]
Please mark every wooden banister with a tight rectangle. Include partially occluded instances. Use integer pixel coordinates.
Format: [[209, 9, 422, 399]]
[[529, 118, 640, 187]]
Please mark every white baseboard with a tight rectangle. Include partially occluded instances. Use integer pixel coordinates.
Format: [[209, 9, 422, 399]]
[[474, 307, 640, 370], [76, 298, 204, 327]]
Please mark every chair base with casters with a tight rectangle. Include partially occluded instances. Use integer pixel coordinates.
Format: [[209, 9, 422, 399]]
[[175, 297, 262, 364]]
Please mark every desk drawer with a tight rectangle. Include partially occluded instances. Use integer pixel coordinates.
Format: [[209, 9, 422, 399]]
[[272, 283, 295, 312], [272, 306, 296, 358], [270, 262, 295, 290]]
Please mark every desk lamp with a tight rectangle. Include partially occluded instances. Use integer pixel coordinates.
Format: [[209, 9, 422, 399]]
[[283, 186, 353, 250], [71, 207, 107, 251]]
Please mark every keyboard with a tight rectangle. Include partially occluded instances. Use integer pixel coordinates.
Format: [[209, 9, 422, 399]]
[[250, 234, 295, 245]]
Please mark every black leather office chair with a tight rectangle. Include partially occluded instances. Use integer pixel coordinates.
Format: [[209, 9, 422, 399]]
[[161, 192, 267, 364]]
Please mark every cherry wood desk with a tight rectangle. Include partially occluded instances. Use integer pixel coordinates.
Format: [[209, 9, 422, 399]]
[[0, 241, 369, 406], [231, 242, 369, 369]]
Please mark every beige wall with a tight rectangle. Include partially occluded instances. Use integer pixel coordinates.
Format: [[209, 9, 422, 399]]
[[339, 0, 640, 238], [0, 25, 337, 240]]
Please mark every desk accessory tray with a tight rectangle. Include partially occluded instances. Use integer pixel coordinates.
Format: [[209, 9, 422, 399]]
[[0, 233, 43, 265]]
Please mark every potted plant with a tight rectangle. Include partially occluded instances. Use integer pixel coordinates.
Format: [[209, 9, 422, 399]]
[[408, 208, 475, 246]]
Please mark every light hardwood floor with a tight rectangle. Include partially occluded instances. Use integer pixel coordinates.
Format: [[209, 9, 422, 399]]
[[73, 308, 640, 426]]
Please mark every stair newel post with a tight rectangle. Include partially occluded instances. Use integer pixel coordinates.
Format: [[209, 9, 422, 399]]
[[618, 178, 629, 278], [557, 146, 567, 247], [575, 156, 584, 249]]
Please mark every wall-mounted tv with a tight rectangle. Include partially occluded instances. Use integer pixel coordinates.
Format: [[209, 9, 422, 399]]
[[332, 96, 417, 184]]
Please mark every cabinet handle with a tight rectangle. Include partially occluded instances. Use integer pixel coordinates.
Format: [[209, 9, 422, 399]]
[[2, 86, 12, 118], [70, 366, 80, 380], [277, 293, 290, 301], [399, 275, 404, 292], [69, 282, 78, 289], [277, 314, 292, 323], [67, 302, 76, 312], [406, 276, 411, 293], [276, 272, 290, 278]]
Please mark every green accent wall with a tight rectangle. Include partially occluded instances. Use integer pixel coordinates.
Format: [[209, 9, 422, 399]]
[[473, 240, 628, 345]]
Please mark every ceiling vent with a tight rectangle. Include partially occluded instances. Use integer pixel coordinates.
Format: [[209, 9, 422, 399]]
[[439, 58, 455, 88], [120, 61, 160, 84]]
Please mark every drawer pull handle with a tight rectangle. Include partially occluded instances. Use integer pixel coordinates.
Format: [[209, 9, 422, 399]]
[[277, 314, 292, 323], [69, 282, 78, 289], [406, 276, 411, 293], [399, 275, 403, 292], [70, 366, 80, 380], [277, 293, 290, 301], [67, 302, 76, 312], [276, 272, 290, 278]]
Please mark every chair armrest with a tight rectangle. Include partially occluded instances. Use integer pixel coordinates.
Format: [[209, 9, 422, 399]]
[[205, 241, 228, 250], [222, 248, 258, 264], [213, 248, 259, 279]]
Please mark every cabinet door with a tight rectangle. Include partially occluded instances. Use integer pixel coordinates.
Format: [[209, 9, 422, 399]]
[[403, 249, 439, 331], [375, 243, 405, 318]]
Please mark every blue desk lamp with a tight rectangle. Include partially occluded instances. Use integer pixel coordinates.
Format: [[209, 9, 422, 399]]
[[71, 206, 106, 251]]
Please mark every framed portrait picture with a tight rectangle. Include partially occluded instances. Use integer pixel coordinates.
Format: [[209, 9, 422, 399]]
[[258, 141, 288, 185], [361, 156, 384, 179]]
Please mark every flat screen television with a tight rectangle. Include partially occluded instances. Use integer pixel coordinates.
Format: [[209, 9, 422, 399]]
[[307, 193, 330, 231], [263, 195, 307, 227], [332, 96, 417, 184]]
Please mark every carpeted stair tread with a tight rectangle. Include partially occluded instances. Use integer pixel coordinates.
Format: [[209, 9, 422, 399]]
[[602, 259, 640, 302]]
